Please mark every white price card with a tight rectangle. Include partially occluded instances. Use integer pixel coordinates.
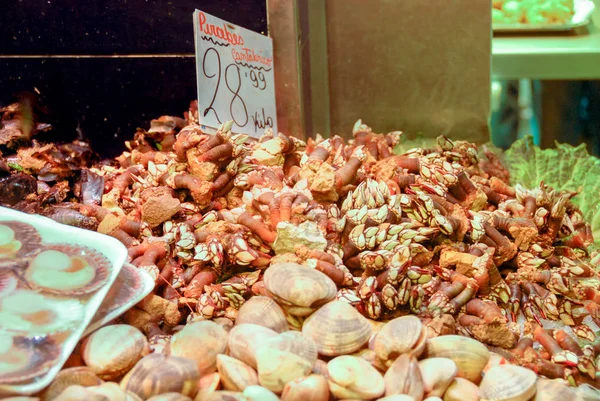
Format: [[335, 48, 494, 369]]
[[193, 9, 277, 138]]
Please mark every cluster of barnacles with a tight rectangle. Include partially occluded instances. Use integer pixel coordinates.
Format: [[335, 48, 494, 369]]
[[61, 101, 600, 387]]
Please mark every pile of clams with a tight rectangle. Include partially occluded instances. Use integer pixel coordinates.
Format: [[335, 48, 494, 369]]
[[10, 263, 597, 401]]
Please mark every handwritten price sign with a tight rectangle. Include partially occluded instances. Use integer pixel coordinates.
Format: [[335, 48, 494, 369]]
[[193, 10, 277, 137]]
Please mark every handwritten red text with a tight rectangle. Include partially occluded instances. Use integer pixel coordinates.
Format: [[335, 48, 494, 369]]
[[231, 48, 273, 68], [198, 12, 244, 46]]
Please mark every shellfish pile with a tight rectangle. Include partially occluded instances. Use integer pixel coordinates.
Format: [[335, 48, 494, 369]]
[[1, 100, 600, 400]]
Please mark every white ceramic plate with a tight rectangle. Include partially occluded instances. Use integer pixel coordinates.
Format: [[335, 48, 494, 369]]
[[84, 263, 154, 337], [0, 206, 127, 396], [493, 0, 595, 32]]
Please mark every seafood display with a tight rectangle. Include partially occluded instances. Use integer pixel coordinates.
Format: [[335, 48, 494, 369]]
[[2, 99, 600, 400], [0, 208, 126, 395], [84, 263, 155, 337]]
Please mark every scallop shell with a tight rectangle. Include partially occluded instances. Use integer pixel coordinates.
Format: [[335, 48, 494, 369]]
[[423, 335, 489, 384], [168, 320, 228, 376], [0, 333, 61, 384], [0, 270, 18, 298], [0, 221, 41, 263], [235, 296, 288, 333], [216, 354, 258, 392], [81, 324, 149, 380], [479, 365, 537, 401], [302, 300, 372, 356], [260, 331, 318, 367], [264, 263, 337, 316], [228, 324, 278, 369], [0, 289, 84, 336], [120, 353, 200, 399], [327, 355, 385, 400], [41, 367, 104, 401], [373, 316, 427, 366], [281, 374, 329, 401], [23, 244, 111, 296]]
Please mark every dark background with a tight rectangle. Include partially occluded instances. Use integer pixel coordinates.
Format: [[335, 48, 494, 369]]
[[0, 0, 267, 158]]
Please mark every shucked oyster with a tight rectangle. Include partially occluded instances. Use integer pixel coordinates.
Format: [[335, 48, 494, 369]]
[[23, 244, 111, 296], [0, 221, 41, 266], [0, 290, 84, 336], [0, 332, 60, 384]]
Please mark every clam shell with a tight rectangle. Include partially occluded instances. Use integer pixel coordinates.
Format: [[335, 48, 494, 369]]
[[235, 296, 288, 333], [41, 367, 104, 401], [573, 383, 600, 401], [479, 365, 537, 401], [327, 355, 385, 400], [0, 221, 41, 262], [242, 385, 280, 401], [0, 270, 18, 298], [23, 244, 111, 296], [0, 289, 84, 336], [374, 316, 427, 365], [423, 335, 489, 384], [0, 333, 61, 384], [260, 331, 318, 367], [378, 396, 417, 401], [350, 348, 387, 372], [120, 353, 200, 399], [281, 374, 329, 401], [88, 382, 141, 401], [302, 300, 372, 356], [228, 324, 278, 369], [312, 359, 329, 376], [194, 372, 221, 401], [442, 378, 479, 401], [203, 391, 242, 401], [418, 358, 456, 397], [383, 354, 424, 400], [216, 354, 258, 392], [534, 378, 579, 401], [51, 385, 103, 401], [0, 397, 40, 401], [256, 347, 313, 393], [147, 393, 193, 401], [214, 317, 234, 333], [264, 263, 337, 316], [168, 320, 228, 376], [81, 324, 149, 380]]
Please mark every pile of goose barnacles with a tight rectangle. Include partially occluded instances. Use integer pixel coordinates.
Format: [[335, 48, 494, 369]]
[[2, 101, 600, 400]]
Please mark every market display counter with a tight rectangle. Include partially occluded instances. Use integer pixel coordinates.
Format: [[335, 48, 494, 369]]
[[492, 0, 600, 80]]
